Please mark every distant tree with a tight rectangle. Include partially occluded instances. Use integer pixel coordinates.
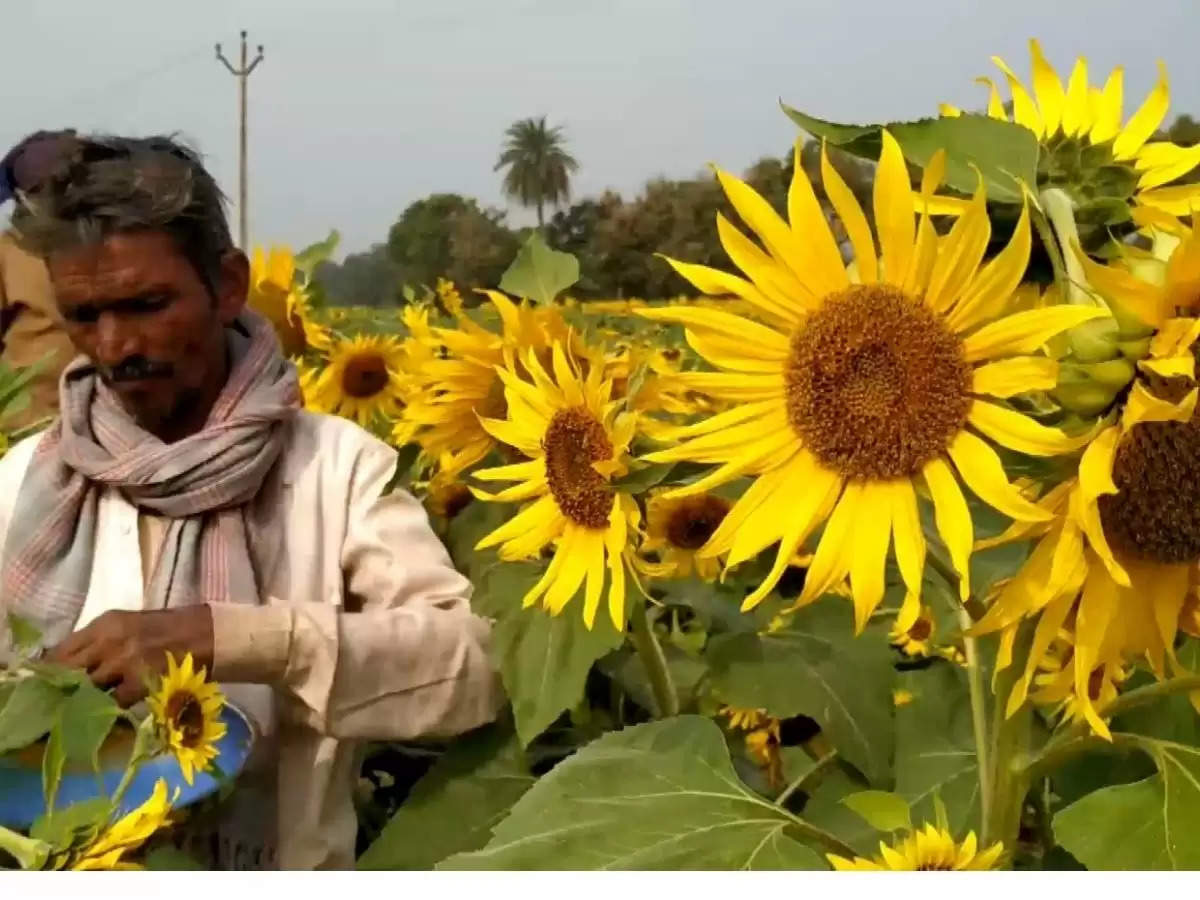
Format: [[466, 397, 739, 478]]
[[313, 243, 405, 307], [386, 193, 519, 293], [1167, 114, 1200, 147], [495, 117, 580, 227]]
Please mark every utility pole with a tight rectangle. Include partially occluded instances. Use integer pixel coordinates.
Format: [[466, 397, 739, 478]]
[[215, 31, 264, 249]]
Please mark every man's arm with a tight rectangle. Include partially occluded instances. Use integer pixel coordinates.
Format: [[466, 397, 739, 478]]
[[207, 443, 505, 741]]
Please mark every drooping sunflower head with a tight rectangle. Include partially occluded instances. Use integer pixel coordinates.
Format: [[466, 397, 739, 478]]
[[637, 131, 1104, 633], [828, 824, 1004, 871], [248, 246, 331, 357], [147, 653, 226, 786], [940, 38, 1200, 224], [63, 778, 178, 871], [638, 489, 731, 580], [309, 333, 412, 429], [472, 341, 641, 629]]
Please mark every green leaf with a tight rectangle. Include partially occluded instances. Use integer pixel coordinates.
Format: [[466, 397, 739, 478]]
[[293, 229, 341, 281], [706, 602, 895, 784], [609, 461, 676, 493], [889, 115, 1039, 204], [143, 846, 205, 870], [41, 723, 64, 818], [472, 563, 624, 746], [841, 790, 912, 834], [0, 677, 68, 754], [498, 232, 579, 305], [440, 717, 826, 870], [597, 644, 708, 716], [1053, 737, 1200, 870], [57, 681, 120, 773], [779, 104, 883, 157], [358, 726, 535, 870], [894, 663, 980, 834], [5, 612, 42, 653], [30, 797, 111, 848]]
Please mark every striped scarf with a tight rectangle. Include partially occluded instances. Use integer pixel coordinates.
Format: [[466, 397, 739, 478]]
[[1, 310, 300, 649]]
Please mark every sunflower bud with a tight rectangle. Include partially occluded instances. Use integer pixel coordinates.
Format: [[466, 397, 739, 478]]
[[1052, 358, 1136, 415], [1067, 317, 1121, 363]]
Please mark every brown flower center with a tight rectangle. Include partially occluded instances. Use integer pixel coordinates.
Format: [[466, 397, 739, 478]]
[[342, 352, 390, 398], [785, 285, 971, 480], [476, 374, 509, 421], [665, 495, 731, 550], [165, 691, 205, 748], [1099, 417, 1200, 564], [543, 407, 614, 528], [908, 616, 933, 642]]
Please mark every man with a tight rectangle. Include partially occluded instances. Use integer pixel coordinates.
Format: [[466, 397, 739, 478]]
[[0, 133, 502, 869], [0, 130, 80, 429]]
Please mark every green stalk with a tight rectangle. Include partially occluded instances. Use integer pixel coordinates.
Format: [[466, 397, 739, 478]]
[[629, 600, 679, 718], [958, 606, 992, 834], [0, 825, 50, 870], [775, 751, 837, 809], [984, 625, 1034, 851], [1031, 205, 1071, 304], [1038, 188, 1095, 308]]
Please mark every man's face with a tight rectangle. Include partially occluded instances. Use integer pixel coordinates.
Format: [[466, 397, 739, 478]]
[[49, 231, 248, 438]]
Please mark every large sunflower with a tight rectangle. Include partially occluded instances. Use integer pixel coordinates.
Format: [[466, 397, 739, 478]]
[[637, 133, 1104, 632], [147, 653, 226, 786], [395, 290, 577, 477], [248, 246, 331, 356], [940, 39, 1200, 218], [828, 824, 1004, 871], [974, 301, 1200, 735], [309, 333, 411, 429], [471, 341, 640, 630]]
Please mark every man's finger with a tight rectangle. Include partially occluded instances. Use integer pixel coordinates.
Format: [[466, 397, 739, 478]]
[[45, 623, 100, 663], [86, 653, 127, 691], [112, 676, 147, 709], [48, 636, 107, 674]]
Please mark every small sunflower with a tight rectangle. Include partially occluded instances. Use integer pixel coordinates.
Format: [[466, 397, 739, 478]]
[[828, 824, 1004, 871], [472, 341, 641, 630], [638, 133, 1103, 634], [309, 334, 411, 429], [940, 39, 1200, 219], [248, 246, 331, 356], [719, 705, 783, 787], [147, 652, 226, 786], [892, 688, 915, 707], [65, 778, 177, 871], [637, 489, 732, 580], [889, 605, 937, 657]]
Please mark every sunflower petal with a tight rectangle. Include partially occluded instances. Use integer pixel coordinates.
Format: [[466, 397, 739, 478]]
[[847, 482, 892, 633], [796, 481, 861, 606], [1122, 382, 1197, 429], [947, 429, 1052, 522], [1089, 66, 1125, 146], [1029, 39, 1066, 135], [1137, 181, 1200, 217], [874, 131, 916, 285], [971, 356, 1058, 397], [1136, 142, 1200, 190], [991, 56, 1044, 137], [1074, 559, 1120, 739], [948, 200, 1032, 332], [821, 143, 877, 284], [1113, 62, 1170, 161], [657, 256, 798, 324], [1061, 57, 1092, 137], [968, 400, 1096, 456], [787, 140, 849, 294], [716, 213, 816, 318], [961, 305, 1107, 362], [922, 456, 973, 600], [925, 176, 990, 313], [890, 478, 927, 617]]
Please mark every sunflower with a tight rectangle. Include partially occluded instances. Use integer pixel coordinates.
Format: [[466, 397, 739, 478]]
[[719, 705, 783, 787], [889, 605, 937, 657], [471, 341, 641, 629], [828, 824, 1004, 871], [308, 334, 411, 429], [973, 313, 1200, 736], [636, 489, 731, 580], [939, 39, 1200, 220], [248, 246, 331, 356], [65, 779, 177, 871], [147, 652, 226, 786], [636, 133, 1104, 634], [1026, 628, 1128, 730], [396, 290, 577, 478]]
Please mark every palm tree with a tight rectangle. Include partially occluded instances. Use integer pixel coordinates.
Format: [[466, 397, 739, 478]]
[[494, 116, 579, 228]]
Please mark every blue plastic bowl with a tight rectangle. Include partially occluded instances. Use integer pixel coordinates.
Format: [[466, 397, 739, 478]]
[[0, 704, 254, 829]]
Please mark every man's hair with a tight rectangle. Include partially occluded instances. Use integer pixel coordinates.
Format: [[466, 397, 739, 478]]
[[9, 133, 234, 296]]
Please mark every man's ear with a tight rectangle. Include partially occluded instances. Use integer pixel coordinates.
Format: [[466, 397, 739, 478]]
[[216, 249, 249, 325]]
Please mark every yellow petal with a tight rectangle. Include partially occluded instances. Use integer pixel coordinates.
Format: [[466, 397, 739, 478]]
[[1137, 181, 1200, 218], [976, 76, 1008, 120], [1061, 57, 1092, 137], [1089, 66, 1125, 146], [922, 456, 972, 600], [637, 305, 790, 354], [890, 478, 927, 613], [716, 213, 816, 320], [1121, 381, 1197, 430], [604, 503, 628, 630], [821, 142, 877, 284], [961, 305, 1107, 362], [874, 131, 915, 285], [1073, 429, 1129, 587], [947, 429, 1052, 522], [1113, 62, 1169, 161], [968, 400, 1096, 457], [848, 482, 893, 633], [1074, 247, 1170, 328], [795, 481, 860, 606], [925, 176, 990, 314], [1136, 142, 1200, 190], [787, 140, 850, 294], [1008, 589, 1075, 718], [1029, 39, 1066, 136], [992, 56, 1044, 137], [971, 356, 1058, 397], [657, 256, 797, 325], [544, 527, 592, 615], [948, 201, 1032, 332], [1074, 559, 1120, 739], [940, 103, 963, 117]]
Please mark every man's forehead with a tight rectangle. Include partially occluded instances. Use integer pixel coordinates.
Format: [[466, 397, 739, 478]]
[[49, 233, 184, 299]]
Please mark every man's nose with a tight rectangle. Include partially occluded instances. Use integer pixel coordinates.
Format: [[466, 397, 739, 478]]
[[94, 311, 141, 365]]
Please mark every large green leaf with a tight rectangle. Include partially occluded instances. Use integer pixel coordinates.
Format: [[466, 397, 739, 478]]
[[472, 563, 625, 746], [893, 663, 981, 834], [358, 725, 535, 870], [498, 232, 579, 304], [0, 677, 67, 754], [779, 105, 883, 158], [705, 602, 895, 784], [57, 681, 120, 773], [890, 115, 1039, 204], [440, 717, 826, 870], [293, 229, 341, 281], [1053, 737, 1200, 870]]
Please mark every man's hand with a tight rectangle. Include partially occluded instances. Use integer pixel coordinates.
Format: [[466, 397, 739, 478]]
[[46, 607, 214, 707]]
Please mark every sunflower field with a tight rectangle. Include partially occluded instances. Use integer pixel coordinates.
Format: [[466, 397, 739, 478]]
[[8, 37, 1200, 872]]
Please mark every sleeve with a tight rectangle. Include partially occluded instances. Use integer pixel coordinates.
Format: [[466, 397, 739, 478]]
[[208, 441, 505, 741]]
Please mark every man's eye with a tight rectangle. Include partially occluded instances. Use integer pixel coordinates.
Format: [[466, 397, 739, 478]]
[[130, 295, 169, 313], [66, 307, 98, 324]]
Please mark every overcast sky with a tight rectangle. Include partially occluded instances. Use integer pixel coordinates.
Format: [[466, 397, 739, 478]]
[[3, 0, 1197, 258]]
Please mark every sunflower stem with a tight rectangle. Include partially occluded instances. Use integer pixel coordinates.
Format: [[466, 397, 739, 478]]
[[983, 624, 1034, 852], [629, 600, 678, 718], [959, 604, 992, 836], [1031, 205, 1071, 306], [775, 751, 837, 808], [109, 717, 157, 812]]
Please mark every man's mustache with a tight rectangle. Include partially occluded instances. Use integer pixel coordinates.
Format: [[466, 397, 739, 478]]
[[99, 357, 175, 383]]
